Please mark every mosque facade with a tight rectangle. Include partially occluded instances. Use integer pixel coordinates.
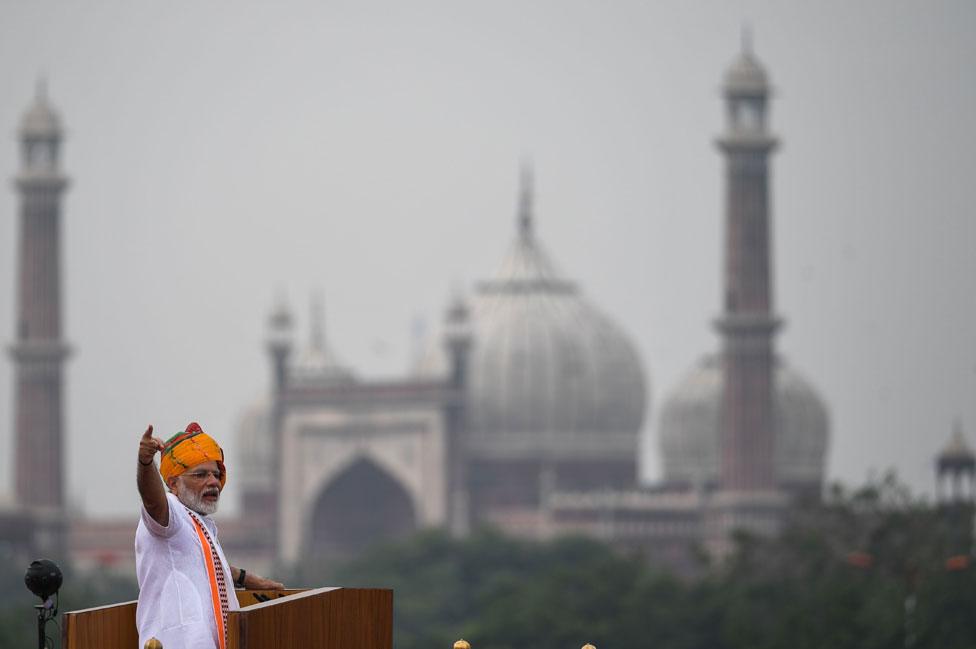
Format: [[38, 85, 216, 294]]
[[237, 166, 650, 563], [234, 45, 830, 570]]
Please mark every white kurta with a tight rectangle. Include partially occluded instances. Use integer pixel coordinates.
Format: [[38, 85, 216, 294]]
[[135, 492, 240, 649]]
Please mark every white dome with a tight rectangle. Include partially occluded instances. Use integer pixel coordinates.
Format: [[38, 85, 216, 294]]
[[658, 354, 828, 492], [456, 182, 647, 461]]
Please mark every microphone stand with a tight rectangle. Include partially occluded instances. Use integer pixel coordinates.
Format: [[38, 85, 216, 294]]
[[34, 594, 57, 649]]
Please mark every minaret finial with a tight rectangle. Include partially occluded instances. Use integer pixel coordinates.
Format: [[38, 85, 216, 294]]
[[517, 159, 534, 239], [310, 289, 325, 352], [741, 24, 753, 56]]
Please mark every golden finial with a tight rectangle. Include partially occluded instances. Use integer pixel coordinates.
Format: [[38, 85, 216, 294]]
[[145, 638, 163, 649], [454, 641, 471, 649]]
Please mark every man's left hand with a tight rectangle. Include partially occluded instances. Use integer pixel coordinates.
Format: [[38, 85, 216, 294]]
[[248, 574, 285, 590]]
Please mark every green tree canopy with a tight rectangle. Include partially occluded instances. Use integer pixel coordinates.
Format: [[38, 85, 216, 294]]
[[2, 474, 974, 649]]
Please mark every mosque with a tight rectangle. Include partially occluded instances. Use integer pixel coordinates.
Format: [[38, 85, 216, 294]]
[[6, 44, 846, 574], [231, 42, 830, 572]]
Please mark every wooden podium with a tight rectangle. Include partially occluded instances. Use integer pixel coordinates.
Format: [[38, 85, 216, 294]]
[[62, 587, 393, 649]]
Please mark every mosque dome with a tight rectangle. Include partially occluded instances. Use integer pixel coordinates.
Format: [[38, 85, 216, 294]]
[[20, 84, 62, 138], [458, 174, 647, 460], [658, 354, 828, 494]]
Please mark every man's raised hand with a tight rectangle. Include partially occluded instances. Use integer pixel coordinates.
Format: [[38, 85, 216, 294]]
[[139, 425, 165, 466], [137, 424, 170, 525]]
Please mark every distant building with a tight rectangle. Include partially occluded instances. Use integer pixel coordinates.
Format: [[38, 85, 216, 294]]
[[936, 421, 976, 505], [550, 42, 829, 566], [234, 43, 829, 571], [935, 422, 975, 561], [237, 166, 648, 564], [660, 39, 828, 504]]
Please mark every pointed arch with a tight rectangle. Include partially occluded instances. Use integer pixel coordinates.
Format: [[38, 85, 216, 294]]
[[306, 456, 417, 558]]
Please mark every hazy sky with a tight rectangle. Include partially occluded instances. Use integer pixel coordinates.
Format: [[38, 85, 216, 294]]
[[0, 1, 973, 517]]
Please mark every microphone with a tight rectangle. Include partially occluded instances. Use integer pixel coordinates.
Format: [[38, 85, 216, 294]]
[[24, 559, 63, 602]]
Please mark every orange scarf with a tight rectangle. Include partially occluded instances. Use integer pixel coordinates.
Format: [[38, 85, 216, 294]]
[[186, 508, 229, 649]]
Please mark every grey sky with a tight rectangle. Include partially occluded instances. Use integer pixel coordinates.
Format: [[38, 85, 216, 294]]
[[0, 1, 973, 517]]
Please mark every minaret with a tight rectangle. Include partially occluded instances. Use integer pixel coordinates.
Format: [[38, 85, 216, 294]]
[[442, 290, 472, 537], [265, 296, 293, 559], [714, 37, 781, 493], [267, 297, 294, 398], [309, 291, 325, 355], [10, 83, 71, 513], [517, 162, 534, 240]]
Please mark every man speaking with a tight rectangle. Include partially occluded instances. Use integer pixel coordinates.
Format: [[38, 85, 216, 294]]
[[136, 422, 283, 649]]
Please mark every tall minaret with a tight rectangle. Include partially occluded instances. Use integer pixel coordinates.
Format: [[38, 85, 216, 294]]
[[265, 297, 293, 559], [10, 83, 71, 513], [714, 37, 781, 493]]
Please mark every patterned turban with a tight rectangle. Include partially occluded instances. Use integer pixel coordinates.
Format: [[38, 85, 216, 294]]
[[159, 422, 227, 488]]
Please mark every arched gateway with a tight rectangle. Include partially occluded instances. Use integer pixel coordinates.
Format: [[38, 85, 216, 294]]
[[278, 405, 448, 564], [308, 457, 417, 557]]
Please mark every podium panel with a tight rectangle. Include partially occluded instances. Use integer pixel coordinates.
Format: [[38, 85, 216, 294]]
[[227, 587, 393, 649], [63, 587, 391, 649], [63, 600, 138, 649]]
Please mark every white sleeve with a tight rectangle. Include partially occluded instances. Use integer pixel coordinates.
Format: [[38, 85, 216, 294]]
[[140, 493, 184, 539]]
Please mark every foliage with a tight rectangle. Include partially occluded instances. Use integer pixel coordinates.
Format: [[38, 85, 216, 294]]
[[0, 548, 137, 649], [304, 473, 976, 649], [2, 474, 974, 649]]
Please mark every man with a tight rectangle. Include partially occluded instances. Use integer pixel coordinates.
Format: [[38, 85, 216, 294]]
[[136, 422, 284, 649]]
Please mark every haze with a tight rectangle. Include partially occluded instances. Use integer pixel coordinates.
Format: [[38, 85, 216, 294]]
[[0, 0, 973, 516]]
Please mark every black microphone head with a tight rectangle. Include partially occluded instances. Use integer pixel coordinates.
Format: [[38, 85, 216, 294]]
[[24, 559, 62, 600]]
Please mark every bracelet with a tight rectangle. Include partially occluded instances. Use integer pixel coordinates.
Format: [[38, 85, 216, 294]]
[[236, 569, 247, 588], [139, 457, 154, 466]]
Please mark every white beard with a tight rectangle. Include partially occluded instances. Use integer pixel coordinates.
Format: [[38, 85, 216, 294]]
[[176, 480, 220, 516]]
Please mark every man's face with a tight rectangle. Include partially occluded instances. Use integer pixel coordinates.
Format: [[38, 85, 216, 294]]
[[170, 460, 223, 516]]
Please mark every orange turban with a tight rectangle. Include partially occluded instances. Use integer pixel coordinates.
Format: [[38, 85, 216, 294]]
[[160, 422, 227, 488]]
